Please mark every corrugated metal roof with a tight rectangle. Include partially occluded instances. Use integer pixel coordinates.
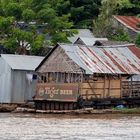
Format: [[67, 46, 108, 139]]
[[74, 37, 108, 46], [114, 15, 140, 32], [99, 40, 130, 46], [68, 29, 94, 43], [1, 54, 44, 71], [60, 44, 140, 75]]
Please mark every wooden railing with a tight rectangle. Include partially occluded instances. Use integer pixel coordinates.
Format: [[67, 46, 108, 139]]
[[122, 81, 140, 98]]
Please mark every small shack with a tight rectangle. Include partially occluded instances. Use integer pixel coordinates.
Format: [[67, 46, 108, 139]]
[[113, 15, 140, 38], [0, 54, 44, 104], [34, 43, 140, 110], [68, 29, 95, 43]]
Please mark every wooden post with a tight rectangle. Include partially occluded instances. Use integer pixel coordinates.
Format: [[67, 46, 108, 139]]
[[87, 74, 97, 98], [63, 72, 65, 83], [80, 73, 83, 83], [120, 75, 122, 98], [68, 73, 70, 83], [71, 73, 73, 83], [78, 73, 83, 97], [130, 75, 133, 97], [108, 75, 111, 97], [46, 73, 48, 83], [56, 72, 59, 82], [60, 72, 62, 82], [103, 75, 106, 98]]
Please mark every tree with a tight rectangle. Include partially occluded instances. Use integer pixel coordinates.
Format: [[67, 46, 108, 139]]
[[107, 27, 130, 41], [22, 9, 35, 22], [69, 0, 101, 28], [5, 2, 22, 20], [0, 0, 75, 55], [0, 16, 44, 55], [34, 1, 75, 44], [118, 0, 140, 16], [93, 0, 131, 40]]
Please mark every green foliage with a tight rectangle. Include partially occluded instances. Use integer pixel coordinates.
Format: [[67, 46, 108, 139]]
[[118, 0, 140, 15], [5, 2, 22, 20], [0, 16, 14, 33], [93, 0, 133, 40], [4, 37, 17, 53], [22, 9, 35, 22], [135, 33, 140, 47], [137, 14, 140, 18], [70, 6, 84, 24], [69, 0, 101, 27], [31, 34, 44, 55], [0, 0, 75, 55], [12, 28, 33, 42], [107, 28, 130, 42], [136, 23, 140, 28], [0, 0, 140, 55], [37, 8, 56, 22]]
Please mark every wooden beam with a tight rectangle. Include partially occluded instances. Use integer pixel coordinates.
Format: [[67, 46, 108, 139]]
[[87, 75, 97, 98], [130, 75, 133, 97], [103, 75, 106, 98], [108, 75, 111, 97], [120, 74, 122, 98]]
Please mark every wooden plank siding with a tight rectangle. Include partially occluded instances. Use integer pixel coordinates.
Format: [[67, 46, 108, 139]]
[[37, 72, 140, 101], [81, 78, 121, 99], [37, 72, 123, 100], [37, 46, 83, 74]]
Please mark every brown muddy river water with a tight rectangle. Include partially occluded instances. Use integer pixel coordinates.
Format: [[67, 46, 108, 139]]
[[0, 113, 140, 140]]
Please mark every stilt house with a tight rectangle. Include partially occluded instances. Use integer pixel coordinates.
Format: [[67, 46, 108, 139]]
[[35, 42, 140, 109]]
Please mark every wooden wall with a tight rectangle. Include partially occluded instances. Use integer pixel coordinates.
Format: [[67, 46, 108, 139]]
[[37, 46, 82, 73], [81, 77, 121, 99]]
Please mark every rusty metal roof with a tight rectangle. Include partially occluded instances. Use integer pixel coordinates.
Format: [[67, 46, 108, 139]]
[[60, 44, 140, 75], [113, 15, 140, 32]]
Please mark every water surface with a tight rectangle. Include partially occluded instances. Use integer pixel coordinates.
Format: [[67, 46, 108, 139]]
[[0, 113, 140, 140]]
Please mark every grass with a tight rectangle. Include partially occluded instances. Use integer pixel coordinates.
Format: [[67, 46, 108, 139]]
[[112, 107, 140, 114]]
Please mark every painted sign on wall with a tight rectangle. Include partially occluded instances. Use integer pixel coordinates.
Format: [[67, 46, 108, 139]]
[[35, 83, 79, 102]]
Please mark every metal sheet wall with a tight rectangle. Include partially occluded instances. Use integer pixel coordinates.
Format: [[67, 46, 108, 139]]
[[0, 58, 12, 103], [11, 70, 37, 103]]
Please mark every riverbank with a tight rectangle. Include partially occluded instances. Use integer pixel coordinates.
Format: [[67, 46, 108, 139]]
[[1, 104, 140, 114], [0, 104, 17, 112], [14, 107, 140, 114]]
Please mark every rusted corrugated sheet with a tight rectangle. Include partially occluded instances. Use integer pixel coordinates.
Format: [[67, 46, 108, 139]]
[[61, 44, 140, 75], [114, 15, 140, 32]]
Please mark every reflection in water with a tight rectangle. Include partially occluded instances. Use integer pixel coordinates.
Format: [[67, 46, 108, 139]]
[[0, 113, 140, 140]]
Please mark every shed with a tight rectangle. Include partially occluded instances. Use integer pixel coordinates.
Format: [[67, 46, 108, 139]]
[[68, 29, 94, 43], [113, 15, 140, 38], [0, 54, 44, 103]]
